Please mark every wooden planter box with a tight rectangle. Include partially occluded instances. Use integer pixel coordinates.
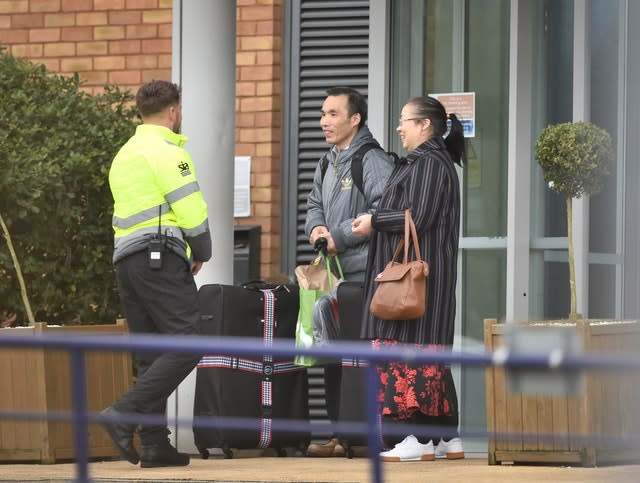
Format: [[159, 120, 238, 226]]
[[484, 318, 640, 466], [0, 320, 133, 463]]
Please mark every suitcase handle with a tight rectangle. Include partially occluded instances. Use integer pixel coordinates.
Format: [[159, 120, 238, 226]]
[[241, 280, 292, 293], [241, 279, 265, 287]]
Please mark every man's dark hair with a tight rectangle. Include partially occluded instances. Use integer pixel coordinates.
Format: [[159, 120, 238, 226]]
[[136, 80, 181, 118], [326, 86, 368, 127]]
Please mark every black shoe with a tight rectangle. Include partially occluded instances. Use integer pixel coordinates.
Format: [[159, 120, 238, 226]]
[[100, 406, 139, 465], [140, 443, 190, 468]]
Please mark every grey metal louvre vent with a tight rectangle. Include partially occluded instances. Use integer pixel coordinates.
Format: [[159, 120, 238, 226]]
[[282, 0, 371, 443], [284, 0, 371, 272]]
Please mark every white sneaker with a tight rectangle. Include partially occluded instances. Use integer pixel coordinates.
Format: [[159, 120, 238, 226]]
[[379, 435, 435, 462], [434, 437, 464, 459]]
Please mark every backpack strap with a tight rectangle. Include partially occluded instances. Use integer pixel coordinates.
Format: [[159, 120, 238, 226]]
[[350, 141, 381, 195], [320, 154, 330, 181], [319, 141, 383, 195]]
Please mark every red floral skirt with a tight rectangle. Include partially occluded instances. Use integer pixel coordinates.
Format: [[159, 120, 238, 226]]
[[373, 339, 458, 421]]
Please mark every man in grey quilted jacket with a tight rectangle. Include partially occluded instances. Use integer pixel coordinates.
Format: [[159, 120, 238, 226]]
[[304, 86, 394, 457]]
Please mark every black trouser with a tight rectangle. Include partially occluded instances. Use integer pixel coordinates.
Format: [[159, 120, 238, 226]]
[[114, 251, 203, 446]]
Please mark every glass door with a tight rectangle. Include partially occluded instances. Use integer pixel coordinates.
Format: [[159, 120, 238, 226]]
[[529, 0, 574, 320], [530, 0, 626, 321], [387, 0, 634, 457], [587, 0, 624, 319], [389, 0, 511, 455], [458, 0, 510, 453]]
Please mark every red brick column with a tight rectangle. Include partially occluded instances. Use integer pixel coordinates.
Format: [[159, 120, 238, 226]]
[[236, 0, 283, 279]]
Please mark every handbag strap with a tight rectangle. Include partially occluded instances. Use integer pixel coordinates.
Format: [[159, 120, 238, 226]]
[[408, 211, 422, 262], [391, 209, 422, 264]]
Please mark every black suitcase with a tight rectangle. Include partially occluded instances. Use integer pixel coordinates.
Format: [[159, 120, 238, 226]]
[[193, 282, 309, 458], [335, 281, 372, 457]]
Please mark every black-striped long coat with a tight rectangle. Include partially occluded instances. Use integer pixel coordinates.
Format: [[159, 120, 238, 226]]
[[360, 136, 460, 346]]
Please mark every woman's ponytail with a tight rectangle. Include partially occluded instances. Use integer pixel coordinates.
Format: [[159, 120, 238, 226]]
[[444, 113, 465, 166]]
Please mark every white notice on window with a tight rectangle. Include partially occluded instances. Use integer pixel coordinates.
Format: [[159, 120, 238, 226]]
[[234, 156, 251, 217], [430, 92, 476, 138]]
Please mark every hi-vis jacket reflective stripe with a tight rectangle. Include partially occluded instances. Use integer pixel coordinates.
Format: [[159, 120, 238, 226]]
[[109, 124, 211, 264]]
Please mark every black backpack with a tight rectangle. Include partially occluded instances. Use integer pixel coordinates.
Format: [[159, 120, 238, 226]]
[[319, 141, 397, 196]]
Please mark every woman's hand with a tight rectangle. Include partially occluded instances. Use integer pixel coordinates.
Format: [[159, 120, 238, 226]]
[[352, 214, 373, 236]]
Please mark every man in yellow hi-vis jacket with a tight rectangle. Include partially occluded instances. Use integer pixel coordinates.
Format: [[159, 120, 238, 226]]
[[101, 80, 211, 469]]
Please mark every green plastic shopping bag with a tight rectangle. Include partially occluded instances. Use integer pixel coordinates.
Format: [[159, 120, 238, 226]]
[[294, 254, 343, 367]]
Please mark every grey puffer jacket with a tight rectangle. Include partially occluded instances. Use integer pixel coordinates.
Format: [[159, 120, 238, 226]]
[[305, 127, 395, 281]]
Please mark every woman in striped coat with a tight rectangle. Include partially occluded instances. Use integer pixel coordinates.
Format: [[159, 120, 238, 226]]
[[351, 95, 465, 462]]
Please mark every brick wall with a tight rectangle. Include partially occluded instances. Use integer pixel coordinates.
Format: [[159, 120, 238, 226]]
[[0, 0, 173, 94], [1, 0, 284, 279]]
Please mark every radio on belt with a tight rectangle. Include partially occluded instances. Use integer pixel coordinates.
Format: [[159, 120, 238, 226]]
[[148, 205, 164, 269], [148, 237, 163, 269]]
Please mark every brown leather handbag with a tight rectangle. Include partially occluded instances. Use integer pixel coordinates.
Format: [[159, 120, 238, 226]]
[[369, 209, 429, 320]]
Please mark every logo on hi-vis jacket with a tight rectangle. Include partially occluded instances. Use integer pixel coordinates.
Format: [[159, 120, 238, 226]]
[[178, 161, 191, 177]]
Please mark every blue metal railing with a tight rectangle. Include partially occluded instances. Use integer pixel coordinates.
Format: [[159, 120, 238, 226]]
[[1, 331, 640, 482]]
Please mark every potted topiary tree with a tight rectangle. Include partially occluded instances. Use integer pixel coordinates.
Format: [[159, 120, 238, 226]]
[[484, 122, 640, 467], [535, 121, 613, 319]]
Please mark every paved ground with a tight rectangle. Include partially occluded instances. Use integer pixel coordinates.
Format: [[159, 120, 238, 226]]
[[1, 454, 639, 483]]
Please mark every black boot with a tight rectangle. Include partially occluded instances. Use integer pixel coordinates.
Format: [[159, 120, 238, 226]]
[[100, 406, 139, 465], [140, 442, 190, 468]]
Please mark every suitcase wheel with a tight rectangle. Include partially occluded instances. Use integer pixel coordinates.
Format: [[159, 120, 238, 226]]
[[296, 441, 309, 456], [222, 445, 234, 459], [199, 448, 210, 459], [276, 447, 287, 457]]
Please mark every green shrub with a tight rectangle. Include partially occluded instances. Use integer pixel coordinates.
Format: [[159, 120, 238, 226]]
[[535, 121, 613, 199], [0, 48, 138, 325]]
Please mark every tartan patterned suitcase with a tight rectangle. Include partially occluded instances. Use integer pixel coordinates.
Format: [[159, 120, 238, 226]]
[[193, 282, 309, 458]]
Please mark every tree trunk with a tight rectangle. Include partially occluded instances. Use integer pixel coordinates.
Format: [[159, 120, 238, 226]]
[[566, 196, 578, 319], [0, 212, 36, 326]]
